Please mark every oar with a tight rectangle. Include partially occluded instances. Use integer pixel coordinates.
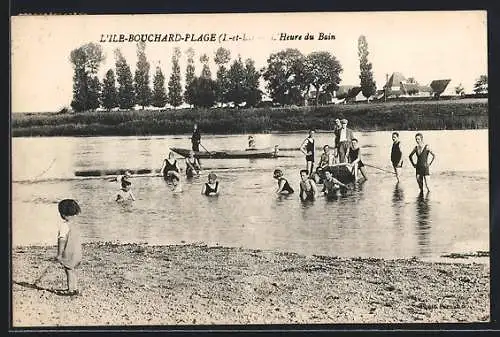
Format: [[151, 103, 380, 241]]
[[199, 143, 215, 156], [364, 163, 396, 175]]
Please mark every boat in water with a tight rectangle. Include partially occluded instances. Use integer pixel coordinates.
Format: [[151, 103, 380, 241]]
[[169, 146, 289, 159]]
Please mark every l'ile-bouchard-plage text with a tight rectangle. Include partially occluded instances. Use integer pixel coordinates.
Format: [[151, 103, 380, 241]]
[[99, 32, 336, 43]]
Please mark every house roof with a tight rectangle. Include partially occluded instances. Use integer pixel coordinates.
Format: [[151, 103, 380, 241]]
[[429, 79, 451, 94], [335, 85, 356, 96], [385, 72, 406, 88]]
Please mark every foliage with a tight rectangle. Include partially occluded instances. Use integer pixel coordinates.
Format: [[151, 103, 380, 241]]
[[473, 75, 488, 94], [184, 77, 217, 108], [151, 66, 167, 108], [134, 41, 152, 109], [304, 51, 343, 105], [69, 43, 105, 112], [226, 57, 246, 106], [200, 53, 212, 79], [184, 48, 196, 105], [244, 58, 262, 107], [101, 69, 118, 111], [115, 49, 136, 109], [358, 35, 377, 99], [167, 47, 183, 107], [214, 47, 231, 105], [262, 48, 307, 106]]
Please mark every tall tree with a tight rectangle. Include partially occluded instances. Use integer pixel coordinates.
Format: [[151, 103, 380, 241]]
[[304, 51, 343, 106], [69, 42, 105, 112], [200, 53, 212, 79], [473, 75, 488, 94], [262, 48, 306, 106], [357, 35, 377, 99], [101, 69, 118, 111], [184, 47, 196, 106], [151, 65, 167, 108], [243, 58, 262, 107], [214, 47, 231, 105], [184, 76, 217, 108], [167, 47, 183, 107], [115, 49, 136, 109], [134, 41, 152, 109], [226, 57, 246, 107]]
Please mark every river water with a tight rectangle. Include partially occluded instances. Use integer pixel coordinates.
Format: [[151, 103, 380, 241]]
[[12, 130, 489, 259]]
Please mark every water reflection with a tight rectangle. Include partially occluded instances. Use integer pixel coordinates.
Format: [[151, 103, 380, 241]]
[[392, 183, 404, 229], [415, 191, 432, 257]]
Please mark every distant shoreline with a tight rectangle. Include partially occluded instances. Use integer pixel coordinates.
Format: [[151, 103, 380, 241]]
[[12, 98, 488, 137]]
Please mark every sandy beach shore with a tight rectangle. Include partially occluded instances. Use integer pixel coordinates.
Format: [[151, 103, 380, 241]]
[[11, 242, 489, 326]]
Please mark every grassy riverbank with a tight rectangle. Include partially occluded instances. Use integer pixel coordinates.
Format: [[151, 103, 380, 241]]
[[12, 242, 489, 326], [12, 98, 488, 137]]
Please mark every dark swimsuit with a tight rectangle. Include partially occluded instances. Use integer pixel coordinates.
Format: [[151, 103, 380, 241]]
[[415, 145, 430, 176], [305, 137, 315, 162], [391, 142, 402, 168], [278, 178, 294, 194], [163, 159, 179, 175], [204, 182, 219, 196], [300, 180, 315, 201], [348, 148, 364, 167], [186, 158, 200, 177]]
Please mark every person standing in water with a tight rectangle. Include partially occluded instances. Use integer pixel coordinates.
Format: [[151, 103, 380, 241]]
[[201, 172, 220, 196], [391, 132, 403, 183], [337, 119, 354, 163], [409, 133, 436, 193], [347, 138, 368, 182], [191, 123, 201, 152], [300, 129, 316, 177]]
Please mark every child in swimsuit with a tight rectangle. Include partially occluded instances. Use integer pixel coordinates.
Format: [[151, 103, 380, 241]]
[[409, 133, 435, 193], [322, 170, 348, 199], [185, 151, 201, 178], [116, 179, 136, 202], [348, 138, 368, 182], [273, 169, 294, 194], [391, 132, 403, 183], [110, 170, 132, 187], [299, 169, 318, 201], [160, 152, 181, 182], [55, 199, 82, 296], [201, 172, 220, 196]]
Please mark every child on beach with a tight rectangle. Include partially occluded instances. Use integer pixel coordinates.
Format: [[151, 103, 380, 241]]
[[299, 169, 318, 201], [391, 132, 403, 183], [273, 169, 294, 195], [201, 172, 220, 196], [116, 179, 136, 202], [185, 151, 201, 178], [55, 199, 82, 296], [409, 132, 436, 193]]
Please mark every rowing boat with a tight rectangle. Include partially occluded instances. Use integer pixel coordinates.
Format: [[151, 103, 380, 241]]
[[169, 147, 287, 159], [318, 163, 356, 185]]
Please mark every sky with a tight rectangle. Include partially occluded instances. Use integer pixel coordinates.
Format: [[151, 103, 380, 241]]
[[11, 11, 487, 113]]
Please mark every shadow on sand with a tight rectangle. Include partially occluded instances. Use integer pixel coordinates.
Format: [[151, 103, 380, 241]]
[[13, 280, 68, 296]]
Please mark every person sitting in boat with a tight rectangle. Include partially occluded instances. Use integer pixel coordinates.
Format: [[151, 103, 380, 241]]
[[116, 179, 136, 203], [273, 169, 294, 195], [347, 138, 368, 182], [299, 169, 318, 202], [160, 152, 181, 182], [185, 150, 201, 178], [322, 170, 348, 199], [247, 135, 256, 150], [201, 172, 220, 196], [314, 145, 335, 184]]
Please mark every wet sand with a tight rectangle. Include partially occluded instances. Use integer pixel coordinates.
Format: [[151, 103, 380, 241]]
[[12, 242, 489, 326]]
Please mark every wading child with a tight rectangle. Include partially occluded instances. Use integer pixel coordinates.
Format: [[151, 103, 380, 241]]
[[409, 133, 436, 193], [347, 138, 368, 182], [273, 169, 294, 195], [55, 199, 82, 296], [116, 180, 136, 202], [391, 132, 403, 183], [185, 151, 201, 178], [299, 169, 318, 201], [160, 152, 181, 182], [314, 144, 335, 184], [201, 172, 220, 196], [299, 129, 316, 177], [322, 170, 349, 199], [110, 170, 132, 187]]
